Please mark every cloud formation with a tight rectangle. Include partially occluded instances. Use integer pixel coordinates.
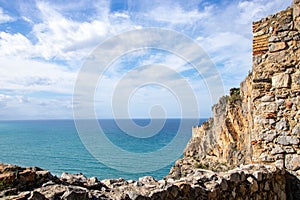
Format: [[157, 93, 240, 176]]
[[0, 0, 292, 119], [0, 7, 13, 24]]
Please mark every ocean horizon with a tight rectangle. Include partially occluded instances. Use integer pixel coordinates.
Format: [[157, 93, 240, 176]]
[[0, 118, 206, 180]]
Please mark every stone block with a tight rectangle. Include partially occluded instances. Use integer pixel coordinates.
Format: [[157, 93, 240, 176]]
[[272, 73, 290, 88], [291, 72, 300, 89], [261, 95, 274, 102], [276, 136, 299, 145], [293, 2, 300, 19], [292, 125, 300, 135], [295, 20, 300, 31], [285, 154, 300, 171], [271, 146, 284, 155], [269, 42, 286, 52]]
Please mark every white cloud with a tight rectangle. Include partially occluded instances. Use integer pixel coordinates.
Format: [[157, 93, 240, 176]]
[[31, 1, 110, 61], [145, 5, 212, 24], [0, 1, 138, 64], [0, 32, 34, 58], [0, 7, 13, 24], [0, 58, 76, 94], [0, 0, 293, 119]]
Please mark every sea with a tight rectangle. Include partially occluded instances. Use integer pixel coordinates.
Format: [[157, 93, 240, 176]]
[[0, 119, 205, 180]]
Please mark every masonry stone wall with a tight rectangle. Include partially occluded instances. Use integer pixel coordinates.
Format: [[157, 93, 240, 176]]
[[168, 0, 300, 187], [251, 1, 300, 175]]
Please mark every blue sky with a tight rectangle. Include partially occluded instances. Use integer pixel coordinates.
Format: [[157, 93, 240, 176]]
[[0, 0, 292, 119]]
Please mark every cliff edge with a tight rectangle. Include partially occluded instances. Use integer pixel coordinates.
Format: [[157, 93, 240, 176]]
[[1, 1, 300, 200], [168, 0, 300, 191]]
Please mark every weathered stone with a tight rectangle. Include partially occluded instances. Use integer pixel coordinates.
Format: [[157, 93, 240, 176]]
[[285, 154, 300, 171], [272, 73, 290, 88], [247, 176, 259, 194], [292, 72, 300, 86], [257, 102, 277, 113], [294, 1, 300, 19], [61, 172, 87, 186], [269, 36, 280, 43], [138, 176, 156, 184], [61, 188, 88, 200], [275, 159, 285, 168], [261, 95, 274, 102], [277, 136, 299, 145], [275, 119, 289, 131], [271, 146, 285, 155], [292, 125, 300, 135], [269, 42, 286, 52], [260, 130, 278, 142], [283, 146, 295, 153]]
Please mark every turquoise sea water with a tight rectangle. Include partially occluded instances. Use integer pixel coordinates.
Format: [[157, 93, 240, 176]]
[[0, 119, 205, 180]]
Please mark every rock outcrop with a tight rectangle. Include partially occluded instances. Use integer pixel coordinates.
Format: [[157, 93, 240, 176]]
[[0, 163, 290, 200], [1, 1, 300, 200], [168, 1, 300, 198]]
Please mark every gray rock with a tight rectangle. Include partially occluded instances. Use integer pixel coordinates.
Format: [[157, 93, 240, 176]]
[[292, 72, 300, 85], [61, 187, 88, 200], [272, 73, 290, 88], [61, 172, 87, 186], [257, 102, 277, 113], [292, 125, 300, 135], [134, 181, 144, 187], [260, 130, 278, 142], [268, 36, 280, 42], [277, 136, 299, 145], [276, 99, 285, 106], [269, 42, 286, 52], [269, 119, 276, 125], [138, 176, 156, 184], [261, 95, 274, 102], [271, 146, 285, 155], [285, 154, 300, 171], [275, 119, 289, 131], [283, 146, 295, 153]]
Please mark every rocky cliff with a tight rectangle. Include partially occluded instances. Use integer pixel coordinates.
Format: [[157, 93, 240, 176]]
[[1, 1, 300, 200], [168, 0, 300, 194]]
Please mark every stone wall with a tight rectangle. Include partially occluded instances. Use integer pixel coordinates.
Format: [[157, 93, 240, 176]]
[[0, 163, 289, 200], [167, 0, 300, 192], [251, 0, 300, 174]]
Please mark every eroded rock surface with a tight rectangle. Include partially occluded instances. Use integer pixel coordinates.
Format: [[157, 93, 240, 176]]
[[168, 1, 300, 184], [0, 163, 289, 200]]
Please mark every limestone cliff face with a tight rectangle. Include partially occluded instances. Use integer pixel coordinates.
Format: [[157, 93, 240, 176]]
[[168, 1, 300, 179]]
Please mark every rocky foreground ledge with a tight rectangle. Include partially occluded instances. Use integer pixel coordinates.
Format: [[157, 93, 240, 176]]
[[0, 162, 294, 200]]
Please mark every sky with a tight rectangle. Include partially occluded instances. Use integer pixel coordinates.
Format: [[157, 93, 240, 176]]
[[0, 0, 292, 120]]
